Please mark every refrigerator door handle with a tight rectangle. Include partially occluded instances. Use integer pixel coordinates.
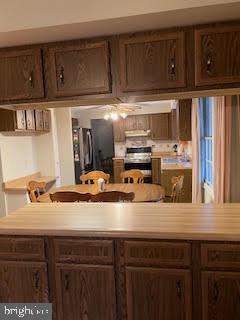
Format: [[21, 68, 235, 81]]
[[88, 130, 93, 165]]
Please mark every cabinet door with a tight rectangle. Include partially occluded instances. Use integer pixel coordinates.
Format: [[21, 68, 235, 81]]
[[35, 110, 44, 131], [26, 109, 36, 130], [43, 110, 51, 131], [150, 113, 170, 140], [126, 267, 191, 320], [136, 115, 150, 130], [15, 110, 26, 130], [0, 49, 44, 101], [161, 169, 192, 202], [119, 31, 186, 92], [49, 41, 111, 97], [151, 158, 161, 184], [113, 160, 124, 183], [195, 25, 240, 86], [0, 261, 48, 302], [56, 264, 116, 320], [177, 99, 192, 141], [125, 116, 137, 131], [202, 271, 240, 320], [113, 119, 125, 142]]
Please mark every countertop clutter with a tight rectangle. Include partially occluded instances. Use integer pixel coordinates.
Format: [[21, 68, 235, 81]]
[[0, 203, 240, 241]]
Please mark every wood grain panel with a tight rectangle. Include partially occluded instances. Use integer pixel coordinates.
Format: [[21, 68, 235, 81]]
[[119, 31, 186, 92], [56, 264, 116, 320], [0, 48, 44, 101], [0, 261, 48, 302], [43, 110, 51, 131], [0, 237, 45, 260], [54, 239, 113, 264], [202, 271, 240, 320], [151, 158, 161, 184], [201, 243, 240, 269], [15, 110, 27, 130], [49, 41, 111, 97], [126, 267, 192, 320], [124, 241, 191, 267], [177, 99, 192, 141], [150, 113, 171, 140], [195, 25, 240, 86]]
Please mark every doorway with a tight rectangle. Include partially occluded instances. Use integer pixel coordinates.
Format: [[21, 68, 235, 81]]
[[91, 119, 114, 177]]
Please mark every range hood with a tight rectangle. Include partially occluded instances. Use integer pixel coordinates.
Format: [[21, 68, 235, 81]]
[[125, 130, 151, 138]]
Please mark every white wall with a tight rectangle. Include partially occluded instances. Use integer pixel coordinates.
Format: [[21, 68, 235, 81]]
[[0, 135, 38, 181], [55, 108, 75, 186]]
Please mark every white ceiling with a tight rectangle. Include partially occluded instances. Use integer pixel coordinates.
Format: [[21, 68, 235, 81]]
[[1, 1, 240, 47]]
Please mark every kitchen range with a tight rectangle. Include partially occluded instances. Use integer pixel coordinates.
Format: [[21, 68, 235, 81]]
[[124, 146, 152, 183]]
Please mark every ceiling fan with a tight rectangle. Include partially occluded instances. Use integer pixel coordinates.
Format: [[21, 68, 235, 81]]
[[98, 103, 142, 121]]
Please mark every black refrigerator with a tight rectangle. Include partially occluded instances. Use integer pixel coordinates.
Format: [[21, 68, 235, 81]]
[[72, 128, 93, 184]]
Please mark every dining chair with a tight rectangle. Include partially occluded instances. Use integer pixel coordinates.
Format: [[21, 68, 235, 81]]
[[164, 175, 184, 203], [27, 181, 47, 202], [80, 170, 110, 184], [120, 169, 144, 184], [49, 191, 92, 202], [91, 191, 135, 202]]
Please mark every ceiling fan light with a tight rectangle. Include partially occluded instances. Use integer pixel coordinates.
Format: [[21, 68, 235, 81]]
[[104, 113, 110, 120], [120, 112, 128, 119], [110, 112, 119, 121]]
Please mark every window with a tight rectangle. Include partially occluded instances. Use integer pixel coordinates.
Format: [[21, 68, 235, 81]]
[[200, 97, 213, 186]]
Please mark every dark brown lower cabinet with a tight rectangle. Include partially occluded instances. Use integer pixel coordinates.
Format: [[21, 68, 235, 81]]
[[56, 264, 116, 320], [0, 261, 48, 302], [202, 271, 240, 320], [126, 267, 192, 320]]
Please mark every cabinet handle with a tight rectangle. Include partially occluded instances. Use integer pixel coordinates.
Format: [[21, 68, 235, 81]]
[[206, 55, 211, 73], [170, 58, 176, 76], [213, 281, 219, 302], [59, 67, 65, 84], [28, 72, 34, 87], [34, 271, 40, 290], [176, 280, 182, 300], [64, 274, 70, 291]]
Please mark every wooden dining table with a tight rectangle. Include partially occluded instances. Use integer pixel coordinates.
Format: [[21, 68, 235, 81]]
[[37, 183, 165, 203]]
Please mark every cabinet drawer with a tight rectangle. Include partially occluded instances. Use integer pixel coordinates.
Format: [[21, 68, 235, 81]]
[[0, 237, 45, 260], [201, 244, 240, 269], [113, 159, 124, 166], [54, 239, 114, 264], [124, 241, 191, 267]]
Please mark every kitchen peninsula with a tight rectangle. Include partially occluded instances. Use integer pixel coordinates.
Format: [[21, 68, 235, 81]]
[[0, 203, 240, 320]]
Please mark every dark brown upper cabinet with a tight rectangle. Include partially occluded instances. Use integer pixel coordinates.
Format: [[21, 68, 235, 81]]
[[48, 41, 112, 98], [177, 99, 192, 141], [0, 49, 44, 102], [119, 31, 186, 92], [195, 25, 240, 86], [150, 113, 172, 140]]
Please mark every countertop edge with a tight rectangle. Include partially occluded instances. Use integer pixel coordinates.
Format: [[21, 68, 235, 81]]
[[0, 228, 239, 242]]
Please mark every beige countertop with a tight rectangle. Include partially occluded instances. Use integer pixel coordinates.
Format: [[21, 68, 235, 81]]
[[0, 203, 240, 241], [161, 163, 192, 170], [3, 172, 57, 192]]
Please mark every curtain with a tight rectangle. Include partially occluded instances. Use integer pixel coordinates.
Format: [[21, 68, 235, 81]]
[[191, 98, 202, 203], [213, 97, 228, 203], [213, 95, 240, 203]]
